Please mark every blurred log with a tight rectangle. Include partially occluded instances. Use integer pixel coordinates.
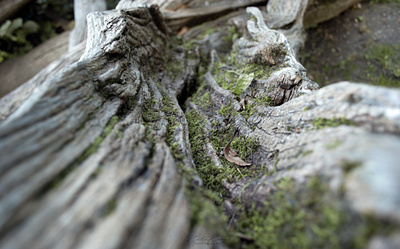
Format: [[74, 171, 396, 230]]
[[0, 31, 71, 98], [304, 0, 362, 28], [0, 0, 33, 24]]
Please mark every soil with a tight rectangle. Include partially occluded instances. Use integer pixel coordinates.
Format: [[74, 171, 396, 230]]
[[299, 0, 400, 88]]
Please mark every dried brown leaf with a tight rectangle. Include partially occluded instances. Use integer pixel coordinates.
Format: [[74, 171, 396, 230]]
[[224, 140, 252, 167]]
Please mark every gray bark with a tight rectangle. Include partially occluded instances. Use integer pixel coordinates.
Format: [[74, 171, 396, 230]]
[[69, 0, 107, 50], [1, 6, 193, 249], [0, 1, 399, 249]]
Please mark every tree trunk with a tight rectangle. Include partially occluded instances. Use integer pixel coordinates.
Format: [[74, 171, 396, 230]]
[[1, 1, 399, 249]]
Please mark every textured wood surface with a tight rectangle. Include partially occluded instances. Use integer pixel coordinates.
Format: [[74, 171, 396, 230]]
[[1, 1, 399, 249], [0, 6, 194, 249], [69, 0, 107, 50], [0, 31, 71, 98]]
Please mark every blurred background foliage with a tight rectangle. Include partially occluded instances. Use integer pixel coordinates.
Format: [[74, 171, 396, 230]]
[[0, 0, 119, 63]]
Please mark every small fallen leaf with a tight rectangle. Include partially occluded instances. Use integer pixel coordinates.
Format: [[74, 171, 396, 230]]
[[177, 26, 188, 36], [240, 99, 246, 110], [224, 140, 252, 166]]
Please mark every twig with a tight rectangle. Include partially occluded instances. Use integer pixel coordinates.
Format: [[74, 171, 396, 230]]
[[237, 168, 245, 178]]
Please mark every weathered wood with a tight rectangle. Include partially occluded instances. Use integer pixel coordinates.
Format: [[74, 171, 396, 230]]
[[117, 0, 268, 31], [181, 5, 400, 248], [0, 31, 70, 98], [117, 0, 362, 33], [1, 1, 399, 249], [69, 0, 107, 50], [0, 40, 85, 121], [0, 6, 195, 249]]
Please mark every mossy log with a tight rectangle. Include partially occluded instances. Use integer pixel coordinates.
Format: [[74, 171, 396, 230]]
[[0, 1, 400, 249]]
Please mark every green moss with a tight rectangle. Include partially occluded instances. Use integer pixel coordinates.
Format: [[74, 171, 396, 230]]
[[37, 116, 119, 196], [353, 215, 397, 248], [104, 116, 119, 133], [37, 163, 79, 195], [241, 63, 270, 80], [233, 177, 397, 249], [313, 117, 355, 130], [140, 89, 183, 157], [185, 109, 218, 189], [302, 149, 313, 157], [236, 178, 337, 248], [77, 137, 103, 162], [317, 55, 360, 83], [229, 136, 259, 166], [164, 54, 185, 79], [142, 101, 161, 123], [189, 189, 226, 226], [75, 116, 119, 164], [116, 129, 123, 138], [300, 41, 400, 88], [170, 142, 185, 160], [103, 198, 117, 217], [187, 188, 240, 246], [341, 160, 363, 174], [145, 125, 157, 146], [364, 45, 398, 86], [272, 151, 279, 174], [240, 95, 271, 120], [201, 27, 216, 38], [186, 107, 260, 193], [241, 102, 257, 120], [181, 26, 216, 51], [223, 26, 239, 44], [74, 116, 119, 164], [364, 44, 400, 88], [373, 74, 400, 87], [90, 166, 103, 179], [161, 95, 181, 146], [213, 55, 272, 98], [185, 104, 259, 245], [254, 95, 271, 106], [194, 90, 213, 110], [217, 101, 237, 117], [180, 25, 398, 249], [325, 139, 342, 150], [193, 89, 213, 110]]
